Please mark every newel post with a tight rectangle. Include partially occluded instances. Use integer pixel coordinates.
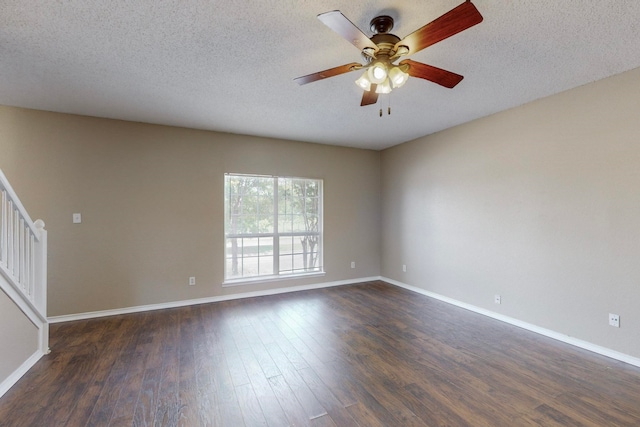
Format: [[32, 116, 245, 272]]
[[34, 219, 49, 354]]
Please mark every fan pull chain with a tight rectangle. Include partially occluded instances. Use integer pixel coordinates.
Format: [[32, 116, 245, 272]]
[[379, 95, 392, 117]]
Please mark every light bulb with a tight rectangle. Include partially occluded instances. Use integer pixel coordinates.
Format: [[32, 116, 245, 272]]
[[372, 66, 386, 80], [375, 78, 392, 94], [355, 73, 371, 91], [389, 66, 409, 88], [368, 62, 388, 84]]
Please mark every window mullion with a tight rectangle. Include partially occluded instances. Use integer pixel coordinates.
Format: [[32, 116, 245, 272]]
[[318, 180, 323, 273], [273, 176, 279, 275]]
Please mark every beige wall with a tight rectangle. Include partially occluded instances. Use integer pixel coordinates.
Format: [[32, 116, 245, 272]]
[[0, 106, 381, 316], [381, 67, 640, 358], [3, 66, 639, 361], [0, 282, 38, 384]]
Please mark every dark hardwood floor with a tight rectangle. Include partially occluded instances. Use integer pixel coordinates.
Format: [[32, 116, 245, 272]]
[[2, 281, 640, 426]]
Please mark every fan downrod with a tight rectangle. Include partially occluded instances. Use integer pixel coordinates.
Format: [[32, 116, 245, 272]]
[[370, 15, 394, 34]]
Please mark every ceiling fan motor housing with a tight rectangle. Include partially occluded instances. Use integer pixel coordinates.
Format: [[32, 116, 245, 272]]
[[370, 15, 394, 34], [363, 32, 402, 64]]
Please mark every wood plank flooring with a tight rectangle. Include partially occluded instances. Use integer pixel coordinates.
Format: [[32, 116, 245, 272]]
[[1, 280, 640, 426]]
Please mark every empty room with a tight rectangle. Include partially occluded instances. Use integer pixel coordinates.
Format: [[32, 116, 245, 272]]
[[2, 1, 640, 426]]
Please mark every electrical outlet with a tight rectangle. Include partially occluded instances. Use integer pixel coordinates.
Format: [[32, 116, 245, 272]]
[[351, 261, 355, 269], [402, 264, 407, 272], [189, 277, 196, 286], [494, 294, 501, 304], [609, 313, 620, 328], [72, 213, 82, 224]]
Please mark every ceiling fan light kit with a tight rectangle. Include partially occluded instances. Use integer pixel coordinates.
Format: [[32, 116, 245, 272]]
[[294, 1, 484, 108]]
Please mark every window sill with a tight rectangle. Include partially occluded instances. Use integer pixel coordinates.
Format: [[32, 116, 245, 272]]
[[222, 271, 326, 288]]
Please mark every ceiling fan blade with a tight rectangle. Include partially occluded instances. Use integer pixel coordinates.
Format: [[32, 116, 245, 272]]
[[395, 1, 483, 55], [360, 85, 379, 106], [294, 62, 362, 85], [401, 59, 464, 88], [318, 11, 379, 54]]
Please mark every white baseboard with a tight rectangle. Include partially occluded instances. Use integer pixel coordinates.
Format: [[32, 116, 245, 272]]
[[383, 277, 640, 368], [48, 276, 382, 323], [0, 350, 45, 399]]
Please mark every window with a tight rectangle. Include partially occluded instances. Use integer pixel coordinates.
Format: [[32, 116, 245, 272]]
[[224, 173, 323, 283]]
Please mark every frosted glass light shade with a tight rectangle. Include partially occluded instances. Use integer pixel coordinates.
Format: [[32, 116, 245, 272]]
[[355, 73, 372, 91], [389, 66, 409, 88], [375, 78, 392, 94]]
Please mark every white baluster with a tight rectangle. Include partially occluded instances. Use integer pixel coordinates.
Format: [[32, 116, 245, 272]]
[[19, 217, 25, 290], [1, 190, 6, 267], [29, 233, 35, 300], [8, 202, 14, 276]]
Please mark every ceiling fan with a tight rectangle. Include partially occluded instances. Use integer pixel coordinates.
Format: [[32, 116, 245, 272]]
[[294, 1, 483, 107]]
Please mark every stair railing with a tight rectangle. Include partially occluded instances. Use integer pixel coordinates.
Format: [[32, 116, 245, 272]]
[[0, 168, 48, 354]]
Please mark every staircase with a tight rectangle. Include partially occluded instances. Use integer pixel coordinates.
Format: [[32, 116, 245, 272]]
[[0, 168, 48, 396]]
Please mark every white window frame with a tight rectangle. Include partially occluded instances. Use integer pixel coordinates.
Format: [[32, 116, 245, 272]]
[[223, 173, 324, 286]]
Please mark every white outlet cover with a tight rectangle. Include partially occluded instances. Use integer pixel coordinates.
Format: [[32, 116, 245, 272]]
[[72, 213, 82, 223], [609, 313, 620, 327]]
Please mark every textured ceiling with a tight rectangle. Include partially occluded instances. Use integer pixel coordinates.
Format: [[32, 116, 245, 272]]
[[1, 1, 640, 150]]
